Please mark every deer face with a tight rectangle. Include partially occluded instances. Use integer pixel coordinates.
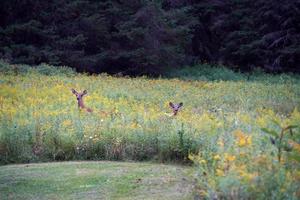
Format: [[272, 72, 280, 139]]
[[169, 102, 183, 115], [71, 89, 87, 105]]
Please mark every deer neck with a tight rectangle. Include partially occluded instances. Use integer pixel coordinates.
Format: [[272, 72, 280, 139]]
[[78, 100, 86, 109], [78, 99, 93, 112]]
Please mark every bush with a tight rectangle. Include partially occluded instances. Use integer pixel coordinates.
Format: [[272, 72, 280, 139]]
[[0, 60, 76, 77], [31, 63, 76, 77], [166, 64, 246, 81]]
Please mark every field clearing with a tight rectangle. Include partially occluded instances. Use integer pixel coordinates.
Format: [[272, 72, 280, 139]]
[[0, 62, 300, 198], [0, 161, 194, 200]]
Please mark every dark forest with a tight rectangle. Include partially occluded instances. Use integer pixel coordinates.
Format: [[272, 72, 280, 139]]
[[0, 0, 299, 75]]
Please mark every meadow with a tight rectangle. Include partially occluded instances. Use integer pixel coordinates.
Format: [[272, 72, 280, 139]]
[[0, 61, 300, 199]]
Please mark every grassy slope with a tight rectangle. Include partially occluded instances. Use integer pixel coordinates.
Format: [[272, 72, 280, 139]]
[[0, 161, 194, 200]]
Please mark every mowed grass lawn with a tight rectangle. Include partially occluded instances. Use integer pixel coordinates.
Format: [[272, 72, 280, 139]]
[[0, 161, 194, 200]]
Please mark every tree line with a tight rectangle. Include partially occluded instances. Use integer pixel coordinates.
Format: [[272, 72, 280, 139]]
[[0, 0, 299, 75]]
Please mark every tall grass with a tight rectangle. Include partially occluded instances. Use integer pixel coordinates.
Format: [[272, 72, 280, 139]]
[[0, 60, 300, 198], [167, 63, 300, 84]]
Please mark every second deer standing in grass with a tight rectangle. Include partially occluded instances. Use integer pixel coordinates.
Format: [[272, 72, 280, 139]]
[[169, 102, 183, 116], [71, 89, 93, 113]]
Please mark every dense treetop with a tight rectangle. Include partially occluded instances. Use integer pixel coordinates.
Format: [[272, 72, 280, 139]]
[[0, 0, 299, 75]]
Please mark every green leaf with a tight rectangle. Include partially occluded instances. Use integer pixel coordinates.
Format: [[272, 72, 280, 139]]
[[261, 128, 278, 137], [285, 125, 298, 130], [271, 119, 281, 128]]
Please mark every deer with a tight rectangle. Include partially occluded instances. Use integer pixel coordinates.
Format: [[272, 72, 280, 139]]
[[71, 89, 93, 113], [71, 88, 121, 118], [169, 102, 183, 116]]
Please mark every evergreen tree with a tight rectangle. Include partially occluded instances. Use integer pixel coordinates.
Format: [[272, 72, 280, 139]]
[[0, 0, 299, 74]]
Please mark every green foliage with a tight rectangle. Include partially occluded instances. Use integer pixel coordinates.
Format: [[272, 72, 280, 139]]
[[0, 60, 76, 76], [30, 63, 76, 77], [191, 0, 300, 72], [0, 0, 194, 75], [167, 63, 300, 84], [166, 63, 246, 81], [262, 120, 299, 163], [1, 0, 299, 74]]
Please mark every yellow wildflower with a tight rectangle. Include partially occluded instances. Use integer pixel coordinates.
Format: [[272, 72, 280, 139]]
[[234, 130, 252, 147], [216, 168, 224, 176], [289, 141, 300, 152], [130, 121, 141, 129], [225, 153, 236, 162], [62, 120, 72, 127], [200, 159, 207, 165], [213, 154, 221, 160], [188, 154, 195, 161], [240, 171, 257, 182]]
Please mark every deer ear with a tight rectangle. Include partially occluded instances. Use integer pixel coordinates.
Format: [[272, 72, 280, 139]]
[[71, 89, 78, 95], [179, 102, 183, 107], [82, 90, 88, 95], [169, 102, 174, 108]]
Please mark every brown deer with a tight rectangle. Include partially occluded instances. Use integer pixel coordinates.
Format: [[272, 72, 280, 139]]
[[71, 89, 119, 117], [71, 89, 93, 113], [169, 102, 183, 116]]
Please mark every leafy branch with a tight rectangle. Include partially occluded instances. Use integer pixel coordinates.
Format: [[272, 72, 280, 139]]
[[261, 120, 299, 163]]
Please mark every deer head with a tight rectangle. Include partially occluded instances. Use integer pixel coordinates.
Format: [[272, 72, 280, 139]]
[[71, 89, 92, 112], [169, 102, 183, 116]]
